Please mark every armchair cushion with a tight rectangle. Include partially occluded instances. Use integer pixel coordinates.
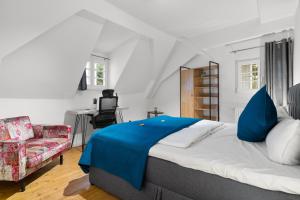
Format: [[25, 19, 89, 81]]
[[5, 116, 34, 140], [26, 138, 71, 168], [0, 119, 10, 140], [0, 140, 26, 181]]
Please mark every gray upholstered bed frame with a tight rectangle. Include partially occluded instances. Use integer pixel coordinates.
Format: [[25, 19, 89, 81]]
[[288, 83, 300, 119], [90, 157, 300, 200], [89, 84, 300, 200]]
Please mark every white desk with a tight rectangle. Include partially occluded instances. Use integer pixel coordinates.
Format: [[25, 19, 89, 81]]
[[68, 107, 129, 150]]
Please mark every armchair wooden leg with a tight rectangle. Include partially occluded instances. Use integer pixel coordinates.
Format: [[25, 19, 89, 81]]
[[60, 155, 64, 165], [19, 180, 25, 192]]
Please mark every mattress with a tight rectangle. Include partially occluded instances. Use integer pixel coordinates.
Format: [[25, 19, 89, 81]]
[[149, 123, 300, 195]]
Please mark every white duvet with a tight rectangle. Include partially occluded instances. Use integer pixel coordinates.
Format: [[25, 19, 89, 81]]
[[149, 123, 300, 195]]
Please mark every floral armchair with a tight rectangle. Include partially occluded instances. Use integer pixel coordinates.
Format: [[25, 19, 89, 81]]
[[0, 116, 72, 191]]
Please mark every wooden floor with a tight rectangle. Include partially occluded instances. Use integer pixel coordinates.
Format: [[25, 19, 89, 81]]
[[0, 148, 118, 200]]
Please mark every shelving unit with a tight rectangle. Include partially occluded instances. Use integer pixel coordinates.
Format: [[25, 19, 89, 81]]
[[180, 61, 220, 121]]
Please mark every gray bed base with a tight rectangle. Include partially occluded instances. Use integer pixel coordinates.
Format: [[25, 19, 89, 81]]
[[89, 157, 300, 200]]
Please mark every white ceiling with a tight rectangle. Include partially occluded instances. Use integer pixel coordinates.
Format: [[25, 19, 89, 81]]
[[105, 0, 260, 38], [105, 0, 298, 39], [258, 0, 298, 23], [94, 21, 138, 54]]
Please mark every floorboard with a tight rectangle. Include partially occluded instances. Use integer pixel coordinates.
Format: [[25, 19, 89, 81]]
[[0, 148, 118, 200]]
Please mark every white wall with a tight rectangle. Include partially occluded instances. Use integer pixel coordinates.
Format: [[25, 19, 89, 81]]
[[152, 42, 200, 95], [294, 4, 300, 84], [67, 89, 152, 146], [0, 99, 71, 124], [153, 71, 180, 117], [71, 90, 151, 122], [208, 45, 260, 122], [153, 55, 209, 117], [153, 40, 261, 123]]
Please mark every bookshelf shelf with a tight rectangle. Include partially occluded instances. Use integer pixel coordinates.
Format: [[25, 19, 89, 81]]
[[180, 61, 220, 121]]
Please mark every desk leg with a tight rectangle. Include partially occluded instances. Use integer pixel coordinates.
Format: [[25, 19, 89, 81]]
[[71, 115, 80, 148], [119, 110, 124, 123], [80, 115, 85, 151], [83, 115, 88, 151]]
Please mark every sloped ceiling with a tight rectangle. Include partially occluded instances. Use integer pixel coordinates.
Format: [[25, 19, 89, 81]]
[[258, 0, 298, 23], [109, 38, 139, 89], [115, 38, 152, 94], [0, 0, 80, 62], [0, 15, 103, 98], [105, 0, 298, 39], [0, 0, 175, 62], [94, 21, 138, 54], [149, 41, 200, 97], [0, 0, 297, 100], [105, 0, 259, 38], [0, 0, 176, 99]]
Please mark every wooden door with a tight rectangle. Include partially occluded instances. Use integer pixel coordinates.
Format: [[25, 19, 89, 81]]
[[180, 69, 194, 117]]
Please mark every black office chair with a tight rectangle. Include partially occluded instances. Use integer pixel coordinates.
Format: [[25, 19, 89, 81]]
[[90, 90, 118, 129], [102, 89, 114, 97]]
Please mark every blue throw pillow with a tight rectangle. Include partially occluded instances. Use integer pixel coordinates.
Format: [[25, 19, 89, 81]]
[[237, 86, 277, 142]]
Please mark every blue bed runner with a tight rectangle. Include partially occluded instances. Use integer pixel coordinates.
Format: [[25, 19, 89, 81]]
[[79, 115, 199, 189]]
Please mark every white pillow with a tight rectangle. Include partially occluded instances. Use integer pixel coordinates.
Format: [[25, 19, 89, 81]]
[[159, 120, 223, 148], [276, 106, 292, 121], [158, 127, 212, 148], [266, 119, 300, 165]]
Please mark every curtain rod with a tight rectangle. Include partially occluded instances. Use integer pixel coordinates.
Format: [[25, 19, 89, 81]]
[[91, 53, 110, 60], [225, 28, 294, 47], [230, 40, 289, 54]]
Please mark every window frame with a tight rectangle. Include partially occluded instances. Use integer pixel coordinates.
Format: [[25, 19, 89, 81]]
[[235, 58, 260, 93], [85, 56, 109, 90]]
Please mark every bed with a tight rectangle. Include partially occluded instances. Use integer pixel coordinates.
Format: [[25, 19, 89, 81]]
[[86, 84, 300, 200]]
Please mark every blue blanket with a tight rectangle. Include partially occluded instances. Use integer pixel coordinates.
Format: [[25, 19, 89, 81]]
[[79, 115, 199, 189]]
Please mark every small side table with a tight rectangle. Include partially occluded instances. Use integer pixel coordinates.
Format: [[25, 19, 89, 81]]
[[116, 106, 129, 123], [147, 111, 164, 118]]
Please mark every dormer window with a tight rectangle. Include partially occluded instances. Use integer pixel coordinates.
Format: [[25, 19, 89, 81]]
[[85, 56, 108, 90]]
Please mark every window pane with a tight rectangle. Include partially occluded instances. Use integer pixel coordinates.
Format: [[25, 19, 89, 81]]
[[95, 63, 105, 71], [241, 65, 250, 73], [238, 59, 260, 91], [97, 71, 104, 79], [252, 64, 258, 71], [94, 63, 105, 86], [97, 78, 104, 86]]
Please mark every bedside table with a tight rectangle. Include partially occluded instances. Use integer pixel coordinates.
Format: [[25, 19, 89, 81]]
[[147, 110, 164, 118]]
